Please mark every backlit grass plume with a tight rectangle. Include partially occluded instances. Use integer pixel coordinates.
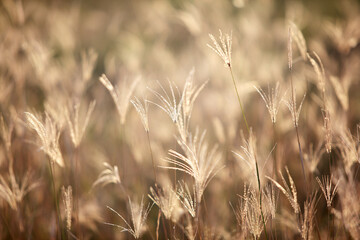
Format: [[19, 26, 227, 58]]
[[25, 112, 64, 167]]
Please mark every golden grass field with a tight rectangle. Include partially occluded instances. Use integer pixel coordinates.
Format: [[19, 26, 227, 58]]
[[0, 0, 360, 239]]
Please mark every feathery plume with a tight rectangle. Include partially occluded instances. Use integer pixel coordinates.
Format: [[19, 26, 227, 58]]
[[92, 162, 121, 188], [149, 185, 182, 222], [283, 90, 306, 128], [316, 175, 339, 208], [65, 100, 96, 148], [62, 186, 73, 230], [207, 30, 232, 67], [99, 74, 140, 125], [148, 80, 182, 123], [266, 167, 299, 214], [105, 196, 153, 239], [163, 130, 223, 203], [131, 97, 149, 132], [289, 22, 307, 61], [0, 171, 39, 211], [175, 181, 196, 217], [299, 193, 318, 240], [25, 112, 64, 167], [255, 82, 283, 123]]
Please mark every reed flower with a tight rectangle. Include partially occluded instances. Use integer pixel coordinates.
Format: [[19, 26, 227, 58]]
[[99, 74, 140, 125], [25, 112, 64, 167], [65, 100, 96, 148], [316, 175, 339, 208], [131, 97, 149, 132], [92, 162, 121, 188], [266, 167, 299, 214], [148, 80, 182, 123], [175, 181, 196, 217], [61, 186, 73, 230], [255, 82, 283, 124], [283, 90, 306, 128], [0, 171, 39, 211], [299, 194, 318, 240], [207, 29, 232, 67], [106, 196, 153, 239], [232, 184, 268, 239], [163, 130, 223, 204], [149, 185, 182, 222]]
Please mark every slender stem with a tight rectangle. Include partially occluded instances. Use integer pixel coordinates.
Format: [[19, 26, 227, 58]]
[[146, 131, 157, 183], [289, 65, 308, 192], [255, 161, 268, 240], [229, 66, 250, 134], [295, 125, 308, 193], [229, 66, 267, 239], [73, 147, 81, 239], [48, 160, 63, 240]]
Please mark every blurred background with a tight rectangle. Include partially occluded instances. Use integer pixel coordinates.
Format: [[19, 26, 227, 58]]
[[0, 0, 360, 239]]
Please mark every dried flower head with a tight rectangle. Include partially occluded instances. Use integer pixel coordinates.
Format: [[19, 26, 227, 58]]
[[316, 175, 339, 208], [289, 22, 307, 61], [207, 29, 232, 67], [99, 74, 140, 125], [175, 181, 196, 217], [255, 82, 283, 124], [233, 129, 259, 182], [92, 162, 121, 188], [65, 100, 96, 148], [25, 112, 64, 167], [177, 69, 207, 141], [148, 80, 182, 123], [163, 130, 223, 203], [131, 97, 149, 132], [304, 143, 324, 174], [283, 89, 306, 127], [0, 171, 39, 211], [299, 193, 318, 240], [106, 196, 153, 239], [81, 49, 98, 83], [148, 185, 182, 222], [266, 167, 299, 214], [62, 185, 73, 230], [232, 184, 268, 239], [329, 75, 350, 111]]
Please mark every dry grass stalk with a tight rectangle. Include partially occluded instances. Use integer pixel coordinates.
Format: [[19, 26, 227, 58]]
[[289, 22, 307, 61], [92, 162, 121, 188], [299, 193, 318, 240], [283, 89, 306, 128], [99, 74, 140, 125], [329, 75, 350, 111], [255, 82, 283, 124], [163, 130, 223, 204], [177, 69, 207, 142], [106, 196, 153, 239], [81, 49, 98, 83], [131, 97, 149, 132], [337, 129, 359, 175], [232, 184, 268, 239], [307, 51, 332, 153], [62, 185, 73, 231], [266, 167, 299, 214], [316, 175, 339, 208], [0, 171, 39, 211], [149, 185, 182, 222], [24, 112, 64, 167], [304, 143, 324, 174], [207, 30, 232, 67], [148, 80, 182, 123], [175, 181, 196, 217], [65, 100, 96, 148]]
